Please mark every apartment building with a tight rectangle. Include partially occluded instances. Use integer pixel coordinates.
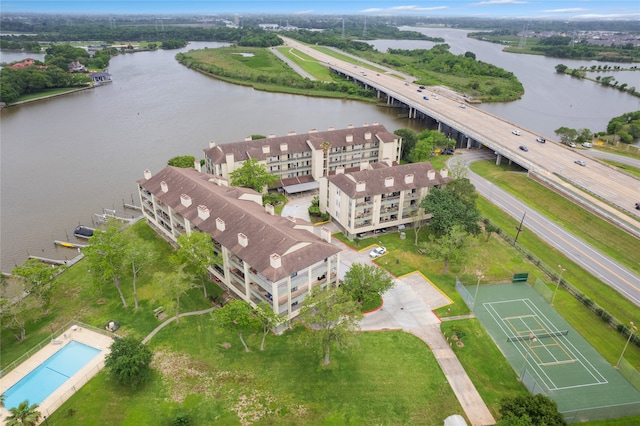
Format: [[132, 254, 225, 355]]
[[137, 166, 341, 320], [203, 123, 401, 193], [320, 161, 450, 239]]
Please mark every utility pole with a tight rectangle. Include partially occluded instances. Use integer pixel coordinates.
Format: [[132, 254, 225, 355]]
[[514, 211, 526, 244]]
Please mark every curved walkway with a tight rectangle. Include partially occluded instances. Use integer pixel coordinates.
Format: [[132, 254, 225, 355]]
[[142, 306, 217, 344]]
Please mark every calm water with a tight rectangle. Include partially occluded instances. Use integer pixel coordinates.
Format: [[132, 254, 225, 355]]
[[1, 30, 639, 272]]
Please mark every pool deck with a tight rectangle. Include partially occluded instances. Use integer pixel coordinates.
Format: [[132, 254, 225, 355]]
[[0, 325, 114, 419]]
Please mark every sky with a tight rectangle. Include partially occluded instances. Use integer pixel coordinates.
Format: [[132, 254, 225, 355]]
[[1, 1, 639, 20]]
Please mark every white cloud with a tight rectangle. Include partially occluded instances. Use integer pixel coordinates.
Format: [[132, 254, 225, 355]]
[[361, 5, 448, 13], [471, 0, 528, 6], [541, 8, 588, 13]]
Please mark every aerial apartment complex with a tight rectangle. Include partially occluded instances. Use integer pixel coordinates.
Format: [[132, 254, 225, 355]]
[[320, 161, 450, 239], [137, 166, 341, 320], [203, 122, 402, 194]]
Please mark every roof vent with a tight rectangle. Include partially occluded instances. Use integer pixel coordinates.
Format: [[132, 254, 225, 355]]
[[144, 169, 152, 180], [428, 170, 436, 180], [404, 174, 414, 184], [209, 139, 216, 148], [262, 145, 270, 154], [321, 226, 332, 243], [238, 233, 248, 247], [270, 253, 281, 269], [384, 176, 394, 187], [265, 204, 275, 215], [180, 194, 192, 207], [197, 205, 210, 220], [356, 181, 366, 192], [280, 142, 288, 152], [216, 217, 225, 231], [160, 181, 168, 193], [287, 130, 296, 136]]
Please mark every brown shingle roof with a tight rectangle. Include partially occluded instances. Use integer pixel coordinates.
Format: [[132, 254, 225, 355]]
[[204, 123, 397, 164], [139, 167, 340, 282], [328, 162, 450, 198]]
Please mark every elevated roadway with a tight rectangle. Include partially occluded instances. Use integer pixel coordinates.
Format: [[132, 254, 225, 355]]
[[281, 38, 640, 230]]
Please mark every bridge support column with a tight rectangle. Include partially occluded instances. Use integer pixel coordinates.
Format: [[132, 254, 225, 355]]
[[466, 137, 472, 149], [496, 153, 502, 166], [437, 122, 442, 132]]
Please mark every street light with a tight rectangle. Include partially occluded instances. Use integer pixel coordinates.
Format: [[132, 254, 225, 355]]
[[551, 265, 565, 306], [616, 321, 637, 369], [474, 273, 484, 307]]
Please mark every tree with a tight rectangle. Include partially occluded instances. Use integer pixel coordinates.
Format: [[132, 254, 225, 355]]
[[394, 128, 418, 162], [105, 336, 153, 390], [321, 141, 331, 177], [155, 267, 193, 323], [213, 300, 256, 352], [167, 155, 196, 168], [254, 302, 287, 351], [5, 400, 41, 426], [421, 186, 480, 237], [497, 394, 567, 426], [176, 231, 219, 299], [124, 236, 155, 310], [1, 282, 45, 341], [299, 286, 363, 366], [554, 126, 578, 146], [229, 158, 278, 193], [410, 136, 435, 162], [420, 224, 468, 273], [446, 177, 478, 209], [84, 221, 128, 307], [11, 258, 62, 307], [341, 263, 395, 304]]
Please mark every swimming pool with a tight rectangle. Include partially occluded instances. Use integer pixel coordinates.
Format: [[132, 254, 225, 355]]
[[3, 340, 101, 409]]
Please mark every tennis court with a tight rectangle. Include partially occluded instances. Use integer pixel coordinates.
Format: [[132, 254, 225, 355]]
[[459, 280, 640, 422]]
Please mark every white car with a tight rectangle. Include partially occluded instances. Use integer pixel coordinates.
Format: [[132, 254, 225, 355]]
[[369, 246, 387, 258], [512, 130, 521, 136]]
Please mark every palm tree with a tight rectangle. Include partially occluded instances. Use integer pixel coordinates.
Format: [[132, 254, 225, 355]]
[[5, 400, 41, 426], [320, 141, 331, 177], [0, 392, 5, 408]]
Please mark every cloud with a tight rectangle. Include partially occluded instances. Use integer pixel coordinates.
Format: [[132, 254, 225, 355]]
[[541, 8, 588, 14], [361, 5, 448, 13], [292, 10, 314, 15]]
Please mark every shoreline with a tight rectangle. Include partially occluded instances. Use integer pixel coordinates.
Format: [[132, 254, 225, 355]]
[[3, 85, 96, 108]]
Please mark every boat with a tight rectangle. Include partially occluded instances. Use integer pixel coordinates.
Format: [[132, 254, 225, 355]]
[[74, 225, 94, 239]]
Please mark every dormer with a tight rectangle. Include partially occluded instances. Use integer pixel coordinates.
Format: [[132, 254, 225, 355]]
[[197, 205, 210, 220], [356, 181, 366, 192], [384, 176, 394, 187], [262, 145, 270, 154], [346, 134, 353, 143], [404, 174, 414, 184], [280, 142, 288, 152], [180, 194, 192, 207]]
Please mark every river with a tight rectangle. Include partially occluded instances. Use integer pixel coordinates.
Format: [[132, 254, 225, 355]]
[[1, 29, 639, 272]]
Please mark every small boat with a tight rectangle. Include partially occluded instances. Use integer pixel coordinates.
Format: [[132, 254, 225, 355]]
[[74, 225, 94, 239]]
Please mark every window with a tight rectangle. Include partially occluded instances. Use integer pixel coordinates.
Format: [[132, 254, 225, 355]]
[[291, 286, 298, 292], [290, 272, 298, 278]]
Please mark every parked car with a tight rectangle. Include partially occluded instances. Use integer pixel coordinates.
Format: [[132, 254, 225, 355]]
[[459, 103, 466, 108], [568, 142, 577, 148], [512, 130, 521, 136], [419, 85, 425, 89], [417, 89, 423, 92], [574, 160, 587, 166], [519, 145, 528, 152], [442, 148, 455, 155], [636, 202, 640, 210], [369, 246, 387, 258], [536, 137, 546, 143], [582, 142, 592, 148]]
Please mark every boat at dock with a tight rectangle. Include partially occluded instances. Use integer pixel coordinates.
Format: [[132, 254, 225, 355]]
[[73, 225, 94, 239]]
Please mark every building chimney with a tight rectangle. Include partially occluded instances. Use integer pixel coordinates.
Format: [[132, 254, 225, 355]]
[[238, 233, 248, 247], [287, 130, 296, 136], [144, 169, 152, 180], [209, 140, 216, 148], [328, 126, 335, 131], [309, 128, 318, 133], [270, 253, 281, 269], [160, 181, 168, 193], [262, 145, 270, 154], [428, 170, 436, 180], [180, 194, 192, 207], [346, 134, 353, 143], [359, 161, 370, 171], [265, 204, 275, 215], [321, 226, 331, 243], [194, 160, 201, 172], [336, 167, 345, 175], [356, 181, 366, 192], [197, 205, 210, 220], [363, 122, 369, 127], [244, 136, 252, 141], [384, 176, 394, 187], [440, 168, 448, 179], [268, 133, 275, 138], [373, 122, 379, 126], [364, 131, 372, 140], [404, 174, 414, 184], [280, 142, 288, 151], [347, 124, 354, 129], [216, 217, 225, 231]]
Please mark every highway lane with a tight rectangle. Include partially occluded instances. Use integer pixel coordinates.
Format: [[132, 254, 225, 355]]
[[455, 151, 640, 307], [280, 37, 640, 221]]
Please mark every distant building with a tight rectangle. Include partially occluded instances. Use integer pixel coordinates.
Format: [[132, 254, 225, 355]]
[[89, 71, 112, 84], [320, 161, 450, 239], [203, 123, 402, 196], [68, 61, 86, 72], [6, 58, 47, 70], [137, 166, 341, 320]]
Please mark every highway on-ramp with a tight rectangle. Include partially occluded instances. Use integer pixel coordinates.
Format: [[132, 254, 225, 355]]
[[455, 151, 640, 307]]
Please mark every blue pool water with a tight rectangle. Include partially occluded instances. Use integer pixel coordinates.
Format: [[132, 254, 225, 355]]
[[4, 340, 101, 409]]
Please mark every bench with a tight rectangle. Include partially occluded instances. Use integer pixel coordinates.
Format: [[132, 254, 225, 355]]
[[153, 306, 164, 316]]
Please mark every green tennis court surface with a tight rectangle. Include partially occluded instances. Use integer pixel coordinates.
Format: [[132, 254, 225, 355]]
[[465, 281, 640, 422]]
